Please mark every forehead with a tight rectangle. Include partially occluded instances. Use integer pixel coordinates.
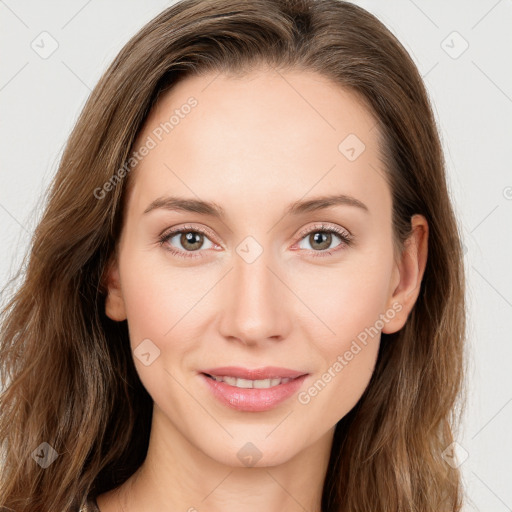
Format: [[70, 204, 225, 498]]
[[126, 68, 390, 220]]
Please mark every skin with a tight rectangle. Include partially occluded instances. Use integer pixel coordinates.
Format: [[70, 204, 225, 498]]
[[98, 67, 428, 512]]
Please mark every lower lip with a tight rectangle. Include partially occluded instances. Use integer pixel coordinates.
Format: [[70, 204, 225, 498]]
[[200, 373, 308, 412]]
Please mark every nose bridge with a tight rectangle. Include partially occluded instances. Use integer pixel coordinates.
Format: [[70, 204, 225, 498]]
[[218, 237, 290, 345]]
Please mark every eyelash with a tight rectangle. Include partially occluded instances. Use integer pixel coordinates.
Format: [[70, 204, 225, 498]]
[[158, 223, 354, 260]]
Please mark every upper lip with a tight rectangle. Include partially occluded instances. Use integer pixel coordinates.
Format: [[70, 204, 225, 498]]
[[201, 366, 308, 380]]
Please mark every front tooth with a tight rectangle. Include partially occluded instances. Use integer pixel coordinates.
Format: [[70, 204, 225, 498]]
[[234, 378, 253, 388], [253, 378, 272, 389], [223, 376, 238, 386]]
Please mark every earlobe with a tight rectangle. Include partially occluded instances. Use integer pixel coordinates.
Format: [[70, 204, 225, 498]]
[[103, 257, 127, 322], [382, 214, 429, 334]]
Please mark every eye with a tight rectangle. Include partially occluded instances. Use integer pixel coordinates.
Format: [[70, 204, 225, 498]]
[[294, 223, 353, 258], [158, 224, 218, 259]]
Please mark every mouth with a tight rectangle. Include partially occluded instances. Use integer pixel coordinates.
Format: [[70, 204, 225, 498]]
[[199, 366, 309, 412]]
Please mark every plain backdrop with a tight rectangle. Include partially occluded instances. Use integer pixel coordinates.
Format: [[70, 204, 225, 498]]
[[1, 1, 511, 510]]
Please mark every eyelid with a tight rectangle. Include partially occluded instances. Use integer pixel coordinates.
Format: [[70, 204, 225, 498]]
[[294, 222, 352, 242], [159, 223, 221, 246]]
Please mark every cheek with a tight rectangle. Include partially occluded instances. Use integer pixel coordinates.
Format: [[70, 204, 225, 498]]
[[298, 338, 378, 430], [118, 247, 207, 349], [289, 249, 393, 344], [291, 256, 392, 423], [117, 250, 207, 414], [296, 285, 384, 429]]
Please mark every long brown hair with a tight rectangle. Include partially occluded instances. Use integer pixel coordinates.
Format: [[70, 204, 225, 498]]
[[0, 0, 466, 510]]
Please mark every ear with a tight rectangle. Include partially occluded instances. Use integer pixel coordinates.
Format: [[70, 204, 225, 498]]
[[102, 255, 127, 322], [382, 214, 429, 334]]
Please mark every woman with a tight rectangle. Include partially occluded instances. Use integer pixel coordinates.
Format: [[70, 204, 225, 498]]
[[0, 0, 466, 510]]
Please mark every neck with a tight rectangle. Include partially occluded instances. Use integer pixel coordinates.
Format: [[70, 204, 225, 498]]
[[112, 404, 334, 512]]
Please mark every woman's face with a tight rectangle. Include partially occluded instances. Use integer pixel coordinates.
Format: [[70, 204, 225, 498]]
[[105, 68, 423, 467]]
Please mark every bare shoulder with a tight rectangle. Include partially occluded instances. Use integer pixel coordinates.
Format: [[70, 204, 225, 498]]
[[93, 488, 121, 512]]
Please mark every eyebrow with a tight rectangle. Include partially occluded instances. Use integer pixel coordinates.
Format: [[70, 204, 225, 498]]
[[143, 193, 369, 218]]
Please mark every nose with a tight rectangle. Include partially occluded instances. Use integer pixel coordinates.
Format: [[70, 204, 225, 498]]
[[217, 245, 293, 347]]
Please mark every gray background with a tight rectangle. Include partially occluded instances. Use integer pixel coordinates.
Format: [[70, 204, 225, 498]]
[[1, 1, 511, 510]]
